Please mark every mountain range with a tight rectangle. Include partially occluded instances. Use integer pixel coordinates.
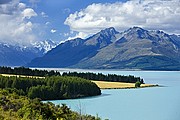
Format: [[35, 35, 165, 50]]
[[27, 27, 180, 70], [0, 40, 57, 66]]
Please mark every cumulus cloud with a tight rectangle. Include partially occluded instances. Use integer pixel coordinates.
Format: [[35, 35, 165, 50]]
[[18, 3, 26, 9], [0, 0, 38, 46], [50, 29, 57, 33], [22, 8, 37, 19], [67, 32, 89, 40], [65, 0, 180, 36]]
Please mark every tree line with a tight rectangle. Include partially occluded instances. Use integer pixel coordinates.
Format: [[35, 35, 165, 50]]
[[0, 75, 101, 100], [62, 72, 144, 84], [0, 66, 144, 84], [0, 66, 60, 77]]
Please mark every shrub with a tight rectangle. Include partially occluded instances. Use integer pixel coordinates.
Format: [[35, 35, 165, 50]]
[[135, 81, 141, 88]]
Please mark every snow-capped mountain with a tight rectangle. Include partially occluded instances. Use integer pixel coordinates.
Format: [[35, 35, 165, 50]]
[[33, 40, 58, 54], [0, 40, 58, 66], [28, 27, 180, 70]]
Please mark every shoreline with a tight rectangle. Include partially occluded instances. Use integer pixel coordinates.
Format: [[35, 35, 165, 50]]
[[99, 84, 159, 89], [31, 67, 180, 72], [92, 81, 158, 89]]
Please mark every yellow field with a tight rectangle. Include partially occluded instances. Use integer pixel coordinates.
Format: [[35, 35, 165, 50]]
[[0, 74, 45, 79], [92, 81, 157, 89]]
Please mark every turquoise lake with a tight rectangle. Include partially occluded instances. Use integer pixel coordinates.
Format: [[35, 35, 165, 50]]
[[45, 69, 180, 120]]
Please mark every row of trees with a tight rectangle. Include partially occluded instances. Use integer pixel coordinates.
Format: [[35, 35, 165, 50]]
[[0, 88, 101, 120], [0, 66, 60, 77], [0, 66, 144, 84], [0, 75, 101, 100], [62, 72, 144, 84]]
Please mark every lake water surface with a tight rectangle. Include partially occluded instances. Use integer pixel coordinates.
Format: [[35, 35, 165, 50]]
[[44, 69, 180, 120]]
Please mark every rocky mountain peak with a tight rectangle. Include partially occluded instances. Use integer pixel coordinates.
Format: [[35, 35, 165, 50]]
[[99, 27, 119, 36], [119, 26, 150, 41], [126, 26, 147, 35], [125, 26, 146, 33], [84, 27, 119, 48]]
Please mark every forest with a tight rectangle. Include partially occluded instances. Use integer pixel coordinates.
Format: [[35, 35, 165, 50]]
[[0, 66, 144, 84], [0, 75, 101, 100]]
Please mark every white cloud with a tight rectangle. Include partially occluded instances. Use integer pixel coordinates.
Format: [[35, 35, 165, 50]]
[[67, 32, 89, 40], [45, 21, 50, 25], [65, 0, 180, 37], [18, 3, 26, 9], [50, 29, 57, 33], [41, 12, 48, 17], [22, 8, 37, 19], [0, 0, 38, 46]]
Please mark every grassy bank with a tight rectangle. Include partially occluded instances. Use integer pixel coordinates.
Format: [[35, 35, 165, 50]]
[[92, 81, 158, 89]]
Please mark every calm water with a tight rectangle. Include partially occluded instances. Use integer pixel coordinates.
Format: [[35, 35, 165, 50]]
[[44, 69, 180, 120]]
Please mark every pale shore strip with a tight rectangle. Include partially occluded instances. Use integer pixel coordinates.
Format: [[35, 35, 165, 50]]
[[92, 81, 158, 89], [0, 74, 45, 79]]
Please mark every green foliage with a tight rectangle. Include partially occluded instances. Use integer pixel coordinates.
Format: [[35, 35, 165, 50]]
[[0, 89, 101, 120], [135, 81, 141, 88], [0, 66, 60, 77], [62, 72, 144, 84], [0, 75, 101, 100]]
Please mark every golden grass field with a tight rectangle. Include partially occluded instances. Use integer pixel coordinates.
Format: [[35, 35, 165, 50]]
[[0, 74, 45, 79], [92, 81, 157, 89]]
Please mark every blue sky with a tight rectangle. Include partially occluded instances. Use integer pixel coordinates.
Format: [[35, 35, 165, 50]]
[[25, 0, 128, 41], [0, 0, 179, 45]]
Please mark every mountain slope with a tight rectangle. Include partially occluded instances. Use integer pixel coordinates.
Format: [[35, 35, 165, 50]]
[[28, 27, 180, 70], [28, 28, 119, 67], [0, 40, 58, 66]]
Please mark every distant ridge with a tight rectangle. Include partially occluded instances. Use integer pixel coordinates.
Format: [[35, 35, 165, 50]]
[[28, 27, 180, 70], [0, 40, 58, 66]]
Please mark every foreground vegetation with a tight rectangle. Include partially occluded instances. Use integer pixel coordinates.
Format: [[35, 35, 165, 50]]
[[0, 75, 101, 100], [0, 67, 103, 119], [0, 88, 101, 120]]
